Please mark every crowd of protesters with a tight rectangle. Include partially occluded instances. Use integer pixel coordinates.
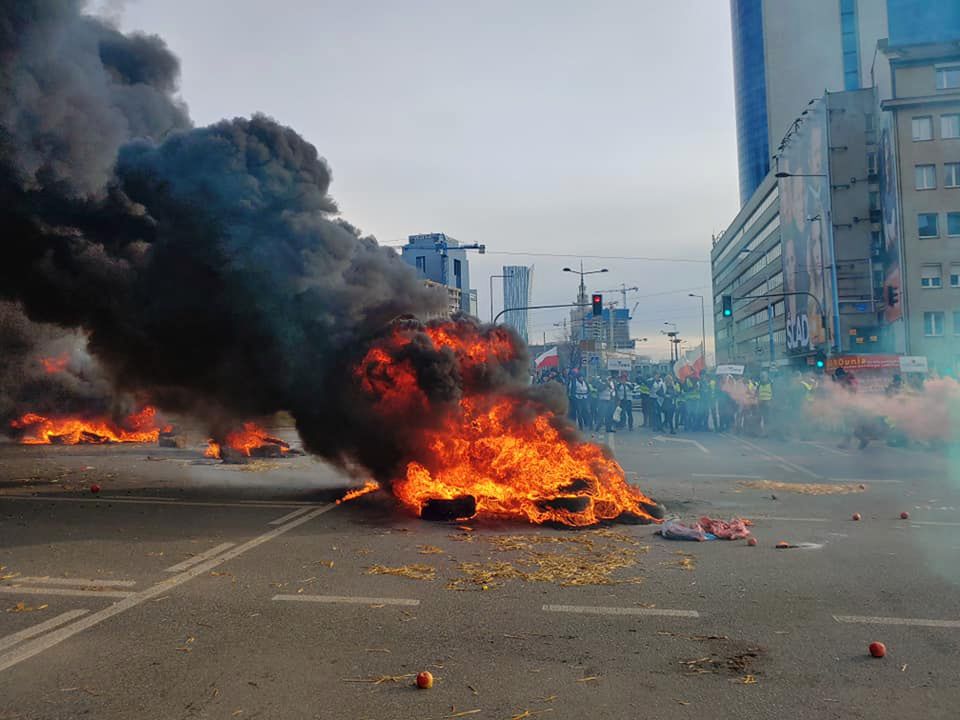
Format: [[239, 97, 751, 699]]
[[534, 363, 951, 446]]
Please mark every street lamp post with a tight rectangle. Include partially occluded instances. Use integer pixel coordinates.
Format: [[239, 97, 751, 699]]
[[562, 262, 608, 341], [688, 293, 706, 366]]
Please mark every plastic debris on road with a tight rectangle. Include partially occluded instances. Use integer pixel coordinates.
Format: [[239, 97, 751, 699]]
[[658, 517, 752, 542], [699, 517, 752, 540]]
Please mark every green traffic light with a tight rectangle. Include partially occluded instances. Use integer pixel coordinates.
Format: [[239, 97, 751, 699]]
[[723, 309, 732, 317], [816, 360, 824, 368]]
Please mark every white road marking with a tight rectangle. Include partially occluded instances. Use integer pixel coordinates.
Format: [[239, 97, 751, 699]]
[[755, 516, 830, 523], [691, 473, 763, 479], [273, 594, 420, 606], [0, 586, 132, 599], [267, 507, 313, 525], [0, 610, 89, 652], [0, 504, 335, 673], [800, 441, 850, 457], [543, 604, 699, 618], [164, 542, 235, 572], [723, 434, 821, 479], [11, 577, 136, 588], [653, 436, 710, 454], [909, 521, 960, 527], [834, 615, 960, 628], [0, 495, 320, 510], [830, 477, 902, 485]]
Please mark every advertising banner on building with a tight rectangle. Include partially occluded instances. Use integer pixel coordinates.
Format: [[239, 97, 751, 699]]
[[778, 96, 833, 354]]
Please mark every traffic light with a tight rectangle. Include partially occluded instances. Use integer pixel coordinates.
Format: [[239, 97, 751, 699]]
[[886, 285, 899, 306], [814, 350, 826, 370], [722, 294, 733, 318], [591, 294, 603, 316]]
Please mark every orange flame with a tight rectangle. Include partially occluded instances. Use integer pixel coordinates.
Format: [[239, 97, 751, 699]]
[[10, 406, 166, 445], [337, 480, 381, 504], [39, 354, 70, 374], [205, 422, 290, 458], [355, 322, 658, 526]]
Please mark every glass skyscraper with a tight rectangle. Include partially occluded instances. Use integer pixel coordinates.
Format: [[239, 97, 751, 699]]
[[730, 0, 769, 206], [501, 266, 532, 342]]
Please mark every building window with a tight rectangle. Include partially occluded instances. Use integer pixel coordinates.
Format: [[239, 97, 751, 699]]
[[415, 256, 426, 273], [943, 114, 960, 139], [867, 151, 878, 175], [948, 212, 960, 237], [936, 65, 960, 90], [951, 264, 960, 288], [869, 190, 880, 211], [912, 116, 933, 141], [954, 311, 960, 335], [921, 264, 942, 288], [924, 311, 944, 336], [919, 213, 939, 238], [946, 163, 960, 188], [915, 165, 936, 190], [452, 258, 462, 289]]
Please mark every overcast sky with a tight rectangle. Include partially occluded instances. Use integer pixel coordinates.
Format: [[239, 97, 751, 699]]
[[114, 0, 738, 359]]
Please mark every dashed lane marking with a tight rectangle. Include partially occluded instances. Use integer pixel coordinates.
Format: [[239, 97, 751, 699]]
[[0, 610, 89, 653], [273, 594, 420, 606], [754, 516, 829, 523], [0, 503, 336, 673], [834, 615, 960, 628], [164, 542, 235, 573], [268, 507, 313, 525], [11, 577, 136, 588], [543, 604, 699, 618], [0, 586, 132, 599], [723, 434, 821, 479], [691, 473, 763, 479], [799, 441, 851, 457], [653, 436, 710, 454]]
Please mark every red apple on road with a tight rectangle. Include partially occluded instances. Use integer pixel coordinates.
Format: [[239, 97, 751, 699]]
[[869, 642, 886, 658], [747, 537, 758, 546], [89, 483, 101, 494], [416, 671, 433, 689], [852, 513, 861, 521], [900, 511, 910, 520]]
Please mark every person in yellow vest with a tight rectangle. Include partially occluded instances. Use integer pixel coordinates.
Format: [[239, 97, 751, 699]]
[[757, 371, 774, 437]]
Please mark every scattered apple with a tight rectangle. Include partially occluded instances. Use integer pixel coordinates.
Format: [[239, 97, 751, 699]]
[[747, 537, 758, 546], [89, 483, 101, 494], [416, 671, 433, 689], [869, 641, 886, 658], [775, 541, 790, 549], [900, 511, 910, 520], [852, 513, 861, 521]]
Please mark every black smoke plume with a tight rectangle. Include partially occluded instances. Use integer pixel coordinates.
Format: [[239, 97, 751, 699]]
[[2, 1, 544, 482]]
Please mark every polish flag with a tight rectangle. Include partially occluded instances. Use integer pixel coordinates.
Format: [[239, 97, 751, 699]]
[[674, 353, 705, 381], [535, 346, 560, 369]]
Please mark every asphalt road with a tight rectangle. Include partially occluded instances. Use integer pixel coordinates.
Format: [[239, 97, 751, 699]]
[[1, 427, 958, 719]]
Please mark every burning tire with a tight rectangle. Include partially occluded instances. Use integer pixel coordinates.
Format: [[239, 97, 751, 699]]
[[420, 495, 477, 521]]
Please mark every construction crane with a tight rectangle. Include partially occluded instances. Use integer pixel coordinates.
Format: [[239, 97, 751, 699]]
[[597, 284, 640, 309]]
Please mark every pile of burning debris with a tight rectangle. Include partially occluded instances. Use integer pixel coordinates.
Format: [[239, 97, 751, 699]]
[[8, 407, 169, 445], [204, 422, 304, 464]]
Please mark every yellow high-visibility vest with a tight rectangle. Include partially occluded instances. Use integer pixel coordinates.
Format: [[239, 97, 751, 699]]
[[758, 382, 773, 402]]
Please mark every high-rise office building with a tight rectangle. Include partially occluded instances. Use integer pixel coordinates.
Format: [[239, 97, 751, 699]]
[[501, 265, 533, 342], [730, 0, 888, 204], [401, 233, 476, 315]]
